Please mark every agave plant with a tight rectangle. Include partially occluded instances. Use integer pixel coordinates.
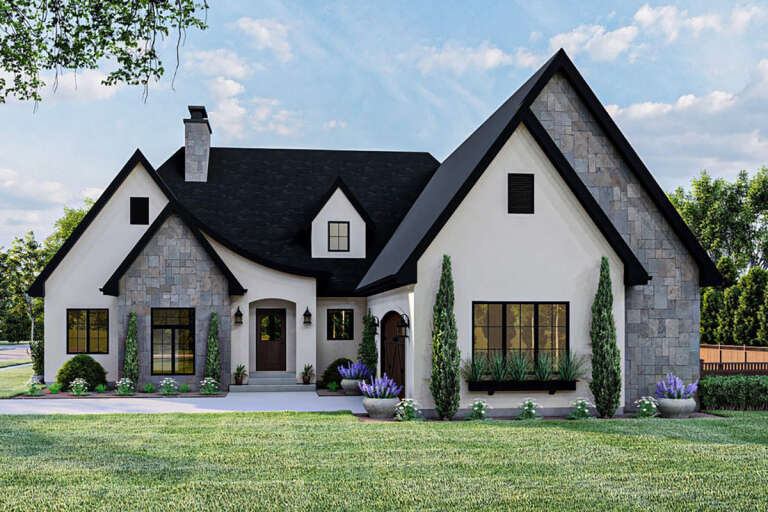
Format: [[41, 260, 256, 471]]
[[461, 355, 489, 382], [533, 353, 553, 382], [358, 374, 403, 398], [508, 351, 531, 381], [489, 353, 512, 381], [338, 360, 373, 380], [655, 373, 698, 399]]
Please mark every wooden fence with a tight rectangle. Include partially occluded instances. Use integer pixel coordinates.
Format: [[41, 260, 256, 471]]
[[700, 360, 768, 376], [700, 344, 768, 363]]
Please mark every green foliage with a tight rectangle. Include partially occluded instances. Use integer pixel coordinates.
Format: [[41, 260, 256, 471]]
[[461, 355, 488, 382], [568, 398, 593, 420], [517, 398, 539, 420], [142, 383, 156, 393], [557, 352, 586, 382], [429, 255, 461, 420], [359, 310, 378, 374], [757, 288, 768, 346], [633, 397, 659, 418], [200, 378, 219, 395], [180, 384, 190, 393], [734, 267, 768, 345], [25, 377, 43, 396], [70, 378, 89, 396], [2, 232, 44, 342], [700, 288, 724, 345], [205, 312, 221, 382], [589, 257, 621, 418], [468, 399, 491, 420], [716, 284, 742, 345], [326, 381, 339, 392], [0, 1, 209, 103], [699, 375, 768, 410], [29, 339, 44, 376], [533, 353, 553, 382], [717, 256, 739, 288], [116, 378, 135, 396], [123, 312, 139, 383], [321, 357, 352, 388], [394, 399, 422, 421], [508, 352, 531, 381], [43, 199, 93, 263], [47, 382, 62, 394], [56, 355, 106, 390], [301, 364, 314, 378], [94, 383, 107, 394], [489, 353, 511, 381], [159, 378, 179, 395]]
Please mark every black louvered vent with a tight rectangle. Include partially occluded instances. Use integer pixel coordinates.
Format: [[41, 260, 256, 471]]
[[507, 174, 534, 214], [130, 197, 150, 225]]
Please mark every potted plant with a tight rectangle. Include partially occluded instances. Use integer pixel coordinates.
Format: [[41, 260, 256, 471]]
[[234, 364, 248, 385], [655, 373, 698, 418], [301, 363, 314, 384], [338, 360, 372, 395], [359, 374, 403, 419]]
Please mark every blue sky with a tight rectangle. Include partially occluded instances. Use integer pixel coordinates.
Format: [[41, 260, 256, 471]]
[[2, 1, 768, 247]]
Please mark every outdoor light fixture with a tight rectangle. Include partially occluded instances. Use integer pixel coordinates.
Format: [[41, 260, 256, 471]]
[[303, 307, 312, 325], [372, 315, 380, 329], [233, 307, 243, 325], [397, 313, 410, 338]]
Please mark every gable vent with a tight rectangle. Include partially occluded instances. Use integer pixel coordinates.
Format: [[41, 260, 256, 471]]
[[508, 173, 534, 214]]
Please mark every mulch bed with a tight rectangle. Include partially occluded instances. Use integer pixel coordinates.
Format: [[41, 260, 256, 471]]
[[15, 389, 225, 399], [355, 411, 723, 422]]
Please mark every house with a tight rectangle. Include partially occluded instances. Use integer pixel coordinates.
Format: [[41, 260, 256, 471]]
[[29, 49, 720, 415]]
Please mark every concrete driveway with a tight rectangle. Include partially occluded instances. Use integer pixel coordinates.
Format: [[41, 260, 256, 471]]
[[0, 344, 29, 362], [0, 392, 366, 415]]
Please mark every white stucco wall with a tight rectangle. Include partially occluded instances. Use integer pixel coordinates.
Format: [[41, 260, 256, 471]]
[[205, 235, 317, 382], [412, 125, 626, 411], [42, 163, 169, 382], [315, 297, 367, 377], [311, 188, 366, 258]]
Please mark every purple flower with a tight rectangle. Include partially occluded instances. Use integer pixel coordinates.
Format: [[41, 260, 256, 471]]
[[358, 374, 403, 398], [655, 373, 698, 399], [338, 360, 373, 380]]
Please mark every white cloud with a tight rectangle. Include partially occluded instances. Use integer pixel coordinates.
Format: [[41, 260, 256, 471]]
[[634, 4, 686, 42], [251, 98, 302, 136], [608, 90, 735, 120], [0, 168, 70, 206], [41, 69, 121, 102], [208, 77, 246, 99], [80, 187, 103, 201], [412, 42, 513, 74], [323, 120, 347, 129], [207, 78, 248, 138], [186, 49, 258, 79], [550, 24, 638, 61], [513, 48, 545, 68], [730, 6, 765, 33], [234, 18, 293, 62], [686, 14, 721, 36]]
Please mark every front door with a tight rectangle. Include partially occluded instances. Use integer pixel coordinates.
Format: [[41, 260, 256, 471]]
[[381, 312, 405, 398], [255, 309, 286, 371]]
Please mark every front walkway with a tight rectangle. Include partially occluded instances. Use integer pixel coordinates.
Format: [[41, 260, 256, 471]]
[[0, 392, 365, 415]]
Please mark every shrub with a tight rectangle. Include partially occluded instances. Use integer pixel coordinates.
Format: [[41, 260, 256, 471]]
[[180, 383, 190, 393], [47, 382, 62, 394], [320, 357, 353, 388], [359, 309, 378, 374], [124, 312, 139, 383], [200, 377, 219, 395], [655, 373, 698, 399], [394, 398, 421, 421], [533, 353, 553, 382], [734, 267, 768, 345], [56, 354, 107, 390], [142, 383, 156, 393], [633, 396, 658, 418], [116, 378, 135, 396], [716, 284, 742, 345], [70, 378, 89, 396], [569, 398, 593, 420], [29, 339, 44, 376], [359, 375, 402, 398], [489, 353, 511, 381], [589, 257, 621, 418], [25, 377, 43, 396], [205, 312, 221, 382], [159, 378, 179, 395], [327, 381, 339, 392], [508, 352, 530, 381], [338, 360, 372, 380], [699, 375, 768, 410], [430, 254, 461, 420], [461, 355, 488, 382], [94, 383, 108, 394], [558, 352, 586, 382], [517, 398, 539, 420], [700, 288, 724, 345], [468, 399, 491, 421]]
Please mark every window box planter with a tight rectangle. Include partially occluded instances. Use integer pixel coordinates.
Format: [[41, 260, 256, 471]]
[[467, 380, 577, 395]]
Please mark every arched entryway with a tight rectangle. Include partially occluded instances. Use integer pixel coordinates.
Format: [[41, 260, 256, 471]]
[[381, 311, 406, 398]]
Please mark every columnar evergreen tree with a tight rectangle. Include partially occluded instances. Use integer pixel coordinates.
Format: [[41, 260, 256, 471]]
[[716, 284, 742, 345], [205, 312, 221, 382], [700, 288, 724, 345], [733, 267, 768, 345], [716, 256, 739, 288], [756, 288, 768, 346], [430, 255, 461, 420], [359, 309, 378, 374], [123, 312, 139, 383], [589, 257, 621, 418]]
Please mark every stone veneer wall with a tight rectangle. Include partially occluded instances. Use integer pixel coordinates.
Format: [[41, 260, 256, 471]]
[[531, 73, 700, 405], [117, 214, 231, 389]]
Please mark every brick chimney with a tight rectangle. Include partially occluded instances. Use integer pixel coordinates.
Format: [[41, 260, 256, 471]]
[[184, 105, 211, 182]]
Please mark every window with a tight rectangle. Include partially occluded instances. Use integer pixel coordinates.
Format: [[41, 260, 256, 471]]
[[328, 221, 350, 252], [472, 302, 567, 366], [508, 174, 534, 214], [67, 309, 109, 354], [151, 308, 195, 375], [327, 309, 354, 340], [130, 197, 149, 224]]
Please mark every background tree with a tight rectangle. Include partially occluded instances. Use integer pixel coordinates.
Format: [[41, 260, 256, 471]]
[[43, 199, 93, 262], [4, 232, 44, 342], [430, 255, 461, 420], [700, 288, 724, 345], [733, 267, 768, 345], [589, 257, 621, 418], [0, 1, 209, 103], [205, 311, 221, 383], [123, 312, 139, 383], [756, 288, 768, 346], [359, 309, 378, 374], [716, 284, 742, 345]]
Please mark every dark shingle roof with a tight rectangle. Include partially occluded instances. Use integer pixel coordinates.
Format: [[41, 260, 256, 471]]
[[156, 147, 439, 296]]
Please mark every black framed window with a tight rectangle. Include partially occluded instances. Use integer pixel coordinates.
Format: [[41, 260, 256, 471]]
[[130, 197, 149, 225], [151, 308, 195, 375], [327, 309, 354, 340], [67, 309, 109, 354], [328, 221, 350, 252], [472, 302, 568, 364], [508, 174, 534, 214]]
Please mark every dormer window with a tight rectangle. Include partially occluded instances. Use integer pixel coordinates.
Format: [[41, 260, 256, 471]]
[[328, 221, 350, 252]]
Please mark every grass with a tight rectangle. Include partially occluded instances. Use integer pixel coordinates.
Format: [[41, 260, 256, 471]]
[[1, 412, 767, 511], [0, 365, 33, 398], [0, 340, 29, 345], [0, 358, 32, 369]]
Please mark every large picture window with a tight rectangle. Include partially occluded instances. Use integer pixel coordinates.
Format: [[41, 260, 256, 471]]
[[151, 308, 195, 375], [67, 309, 109, 354], [472, 302, 568, 365], [327, 309, 354, 340]]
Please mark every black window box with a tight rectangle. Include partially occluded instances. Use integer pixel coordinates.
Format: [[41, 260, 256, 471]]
[[467, 380, 578, 395]]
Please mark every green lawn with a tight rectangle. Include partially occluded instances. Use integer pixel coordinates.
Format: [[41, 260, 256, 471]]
[[0, 411, 766, 511], [0, 365, 32, 398], [0, 358, 32, 369]]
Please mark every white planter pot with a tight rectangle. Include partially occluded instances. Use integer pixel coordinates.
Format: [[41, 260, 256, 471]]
[[341, 379, 362, 395], [657, 398, 696, 418], [363, 397, 400, 419]]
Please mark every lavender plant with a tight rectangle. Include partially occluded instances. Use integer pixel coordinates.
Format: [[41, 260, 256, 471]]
[[338, 360, 373, 380], [655, 374, 698, 399], [358, 374, 403, 398]]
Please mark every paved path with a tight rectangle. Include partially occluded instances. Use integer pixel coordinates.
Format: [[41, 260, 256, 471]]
[[0, 392, 366, 415], [0, 345, 29, 362], [0, 363, 31, 371]]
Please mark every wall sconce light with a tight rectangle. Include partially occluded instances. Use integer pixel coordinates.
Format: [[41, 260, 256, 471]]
[[397, 313, 410, 338], [372, 315, 380, 331], [233, 307, 243, 325], [303, 307, 312, 325]]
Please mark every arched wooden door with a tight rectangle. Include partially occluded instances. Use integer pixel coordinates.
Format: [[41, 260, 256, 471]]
[[381, 312, 405, 398]]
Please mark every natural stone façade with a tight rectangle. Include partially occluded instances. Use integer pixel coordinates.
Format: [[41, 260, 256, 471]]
[[531, 72, 700, 405], [117, 214, 231, 389]]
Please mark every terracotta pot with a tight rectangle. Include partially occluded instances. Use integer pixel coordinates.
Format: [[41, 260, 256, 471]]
[[234, 374, 248, 385], [363, 397, 400, 419], [657, 398, 696, 418], [341, 379, 362, 395], [302, 375, 311, 384]]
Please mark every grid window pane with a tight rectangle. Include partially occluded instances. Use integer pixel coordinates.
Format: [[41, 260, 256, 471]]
[[175, 329, 195, 374], [152, 328, 173, 374], [539, 304, 553, 326], [152, 308, 195, 375], [506, 304, 520, 327], [68, 310, 87, 353], [328, 222, 350, 252], [67, 309, 108, 354], [521, 304, 535, 326], [473, 303, 488, 326], [327, 309, 353, 340]]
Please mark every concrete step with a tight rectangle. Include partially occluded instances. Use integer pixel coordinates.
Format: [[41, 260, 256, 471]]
[[247, 372, 298, 385], [229, 383, 317, 392]]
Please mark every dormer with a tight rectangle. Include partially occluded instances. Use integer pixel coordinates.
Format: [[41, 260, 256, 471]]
[[310, 178, 369, 259]]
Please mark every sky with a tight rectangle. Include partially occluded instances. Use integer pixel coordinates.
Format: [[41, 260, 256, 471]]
[[1, 0, 768, 248]]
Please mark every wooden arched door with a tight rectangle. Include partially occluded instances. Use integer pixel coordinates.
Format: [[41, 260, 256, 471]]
[[381, 312, 405, 398]]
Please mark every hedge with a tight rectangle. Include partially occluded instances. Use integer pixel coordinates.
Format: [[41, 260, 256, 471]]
[[699, 375, 768, 410]]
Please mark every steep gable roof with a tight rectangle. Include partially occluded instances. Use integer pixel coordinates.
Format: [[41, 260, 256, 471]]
[[357, 49, 721, 294]]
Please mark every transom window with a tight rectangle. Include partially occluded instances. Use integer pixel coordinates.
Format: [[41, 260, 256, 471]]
[[67, 309, 108, 354], [328, 221, 350, 252], [151, 308, 195, 375], [472, 302, 568, 365], [327, 309, 354, 340]]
